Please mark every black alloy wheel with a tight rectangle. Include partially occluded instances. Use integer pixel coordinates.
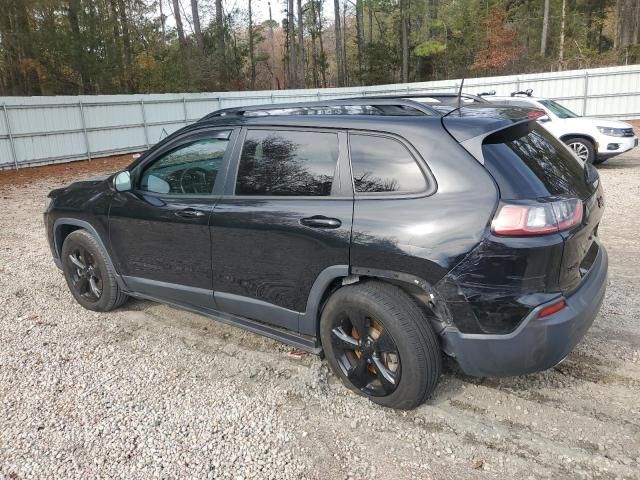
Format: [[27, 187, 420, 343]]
[[331, 309, 401, 397], [61, 230, 128, 312], [65, 246, 103, 302], [321, 281, 442, 409]]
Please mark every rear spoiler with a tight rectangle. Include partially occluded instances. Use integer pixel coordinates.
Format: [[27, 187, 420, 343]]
[[442, 116, 534, 165]]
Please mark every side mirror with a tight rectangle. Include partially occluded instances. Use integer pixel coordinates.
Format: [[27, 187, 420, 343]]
[[538, 115, 551, 123], [113, 171, 132, 192]]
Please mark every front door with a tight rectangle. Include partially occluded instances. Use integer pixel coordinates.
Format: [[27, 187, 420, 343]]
[[210, 127, 353, 333], [109, 128, 237, 308]]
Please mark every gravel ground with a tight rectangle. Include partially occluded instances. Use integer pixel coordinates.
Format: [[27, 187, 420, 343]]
[[1, 149, 640, 480]]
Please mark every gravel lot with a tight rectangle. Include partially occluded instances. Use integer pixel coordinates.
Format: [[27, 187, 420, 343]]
[[1, 148, 640, 480]]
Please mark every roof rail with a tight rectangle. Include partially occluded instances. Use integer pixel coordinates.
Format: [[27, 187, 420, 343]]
[[478, 90, 496, 96], [510, 89, 533, 97], [199, 97, 439, 121]]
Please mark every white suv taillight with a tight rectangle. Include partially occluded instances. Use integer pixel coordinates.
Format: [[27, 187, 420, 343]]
[[491, 198, 583, 236]]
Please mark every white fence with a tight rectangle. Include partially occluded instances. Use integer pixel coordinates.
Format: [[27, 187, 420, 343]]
[[1, 64, 640, 169]]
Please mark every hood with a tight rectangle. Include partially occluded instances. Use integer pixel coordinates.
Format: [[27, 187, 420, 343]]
[[563, 117, 633, 129], [48, 173, 112, 198]]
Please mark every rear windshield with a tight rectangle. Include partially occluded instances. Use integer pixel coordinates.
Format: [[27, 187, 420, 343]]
[[482, 122, 596, 200]]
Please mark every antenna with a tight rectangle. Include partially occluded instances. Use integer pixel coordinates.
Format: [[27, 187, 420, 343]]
[[457, 78, 465, 109]]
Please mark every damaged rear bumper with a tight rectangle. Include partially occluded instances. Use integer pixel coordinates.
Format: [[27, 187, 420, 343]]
[[441, 245, 608, 377]]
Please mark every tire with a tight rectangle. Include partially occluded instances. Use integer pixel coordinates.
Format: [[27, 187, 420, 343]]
[[320, 280, 442, 409], [564, 137, 596, 164], [61, 229, 128, 312]]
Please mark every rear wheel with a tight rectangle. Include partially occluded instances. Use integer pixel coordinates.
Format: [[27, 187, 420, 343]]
[[320, 281, 441, 409], [565, 137, 595, 164], [61, 230, 128, 312]]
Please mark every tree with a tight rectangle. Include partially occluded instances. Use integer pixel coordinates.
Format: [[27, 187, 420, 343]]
[[297, 0, 305, 85], [287, 0, 298, 87], [216, 0, 225, 56], [400, 0, 408, 82], [334, 0, 345, 86], [472, 5, 522, 71], [172, 0, 186, 48], [541, 0, 550, 56], [191, 0, 204, 52], [249, 0, 256, 89]]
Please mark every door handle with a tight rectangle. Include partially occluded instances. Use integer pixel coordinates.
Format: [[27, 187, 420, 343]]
[[175, 208, 206, 218], [300, 215, 342, 229]]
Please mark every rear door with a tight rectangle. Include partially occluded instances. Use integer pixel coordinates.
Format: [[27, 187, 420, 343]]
[[209, 127, 353, 333]]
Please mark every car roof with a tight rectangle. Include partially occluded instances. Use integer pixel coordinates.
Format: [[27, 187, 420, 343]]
[[487, 96, 547, 102]]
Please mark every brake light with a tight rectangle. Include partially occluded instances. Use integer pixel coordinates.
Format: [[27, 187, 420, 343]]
[[538, 300, 567, 318], [528, 109, 545, 120], [492, 198, 583, 236]]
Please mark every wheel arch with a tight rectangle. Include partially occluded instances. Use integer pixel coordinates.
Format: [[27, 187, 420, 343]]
[[300, 266, 445, 339], [559, 133, 597, 146], [53, 218, 126, 290]]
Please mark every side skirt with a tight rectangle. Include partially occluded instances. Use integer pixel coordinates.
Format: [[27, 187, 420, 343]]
[[126, 291, 322, 354]]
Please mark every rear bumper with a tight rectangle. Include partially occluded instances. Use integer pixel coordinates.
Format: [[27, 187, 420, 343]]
[[442, 244, 608, 377]]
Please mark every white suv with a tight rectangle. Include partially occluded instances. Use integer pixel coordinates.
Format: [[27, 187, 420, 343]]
[[486, 92, 638, 165]]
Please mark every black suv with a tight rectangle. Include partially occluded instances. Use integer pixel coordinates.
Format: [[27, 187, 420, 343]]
[[45, 99, 608, 409]]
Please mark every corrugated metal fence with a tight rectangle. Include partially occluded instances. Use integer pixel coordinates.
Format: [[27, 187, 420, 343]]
[[2, 64, 640, 169]]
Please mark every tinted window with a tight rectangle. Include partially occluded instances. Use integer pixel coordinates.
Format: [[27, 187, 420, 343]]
[[482, 123, 595, 200], [236, 130, 338, 196], [140, 134, 230, 195], [349, 135, 426, 193]]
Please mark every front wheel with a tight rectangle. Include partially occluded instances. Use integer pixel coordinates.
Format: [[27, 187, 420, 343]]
[[565, 137, 596, 164], [320, 281, 442, 409], [61, 230, 128, 312]]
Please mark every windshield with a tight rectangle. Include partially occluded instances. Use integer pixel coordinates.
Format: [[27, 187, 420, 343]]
[[539, 100, 579, 119]]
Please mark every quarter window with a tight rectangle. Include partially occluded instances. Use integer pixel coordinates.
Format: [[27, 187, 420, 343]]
[[139, 133, 230, 195], [349, 134, 426, 193], [235, 130, 338, 196]]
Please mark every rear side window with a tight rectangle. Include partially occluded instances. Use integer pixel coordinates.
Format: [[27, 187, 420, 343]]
[[236, 130, 338, 196], [482, 123, 595, 200], [349, 134, 427, 193]]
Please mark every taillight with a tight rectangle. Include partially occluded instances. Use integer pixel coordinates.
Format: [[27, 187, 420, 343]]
[[527, 109, 546, 120], [492, 198, 583, 236]]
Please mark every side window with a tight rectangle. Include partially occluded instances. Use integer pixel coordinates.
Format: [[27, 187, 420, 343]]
[[139, 133, 230, 195], [235, 129, 338, 196], [349, 134, 427, 193]]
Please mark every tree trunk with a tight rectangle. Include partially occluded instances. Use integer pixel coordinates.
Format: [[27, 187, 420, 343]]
[[108, 0, 125, 90], [368, 1, 373, 44], [191, 0, 204, 52], [334, 0, 344, 86], [216, 0, 225, 57], [559, 0, 566, 65], [288, 0, 297, 87], [616, 0, 640, 48], [400, 0, 408, 83], [541, 0, 549, 56], [68, 0, 88, 93], [297, 0, 305, 87], [343, 1, 348, 85], [268, 1, 277, 89], [159, 0, 166, 44], [248, 0, 255, 89], [317, 0, 328, 87], [310, 0, 319, 87], [172, 0, 186, 47], [356, 0, 364, 81]]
